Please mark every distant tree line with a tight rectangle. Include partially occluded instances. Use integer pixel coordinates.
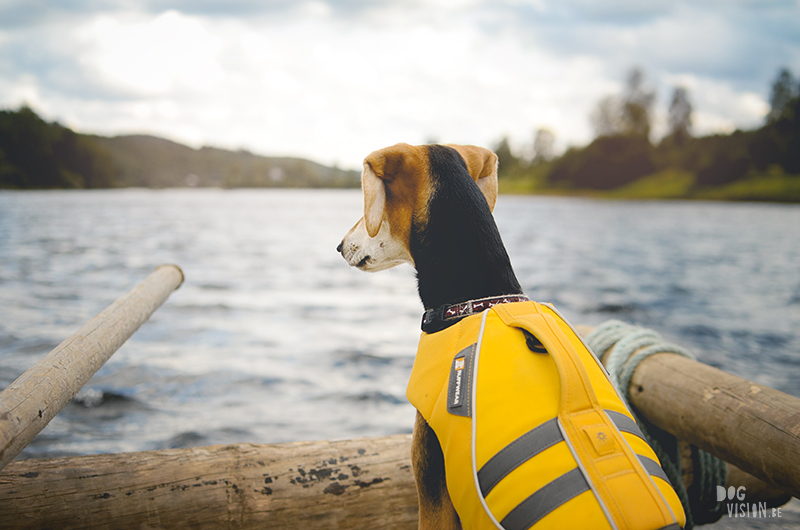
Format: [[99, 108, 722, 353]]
[[496, 67, 800, 200], [89, 134, 359, 189], [0, 106, 115, 189], [0, 106, 359, 190]]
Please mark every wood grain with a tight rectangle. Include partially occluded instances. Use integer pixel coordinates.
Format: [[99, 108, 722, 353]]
[[629, 353, 800, 498], [0, 435, 418, 529]]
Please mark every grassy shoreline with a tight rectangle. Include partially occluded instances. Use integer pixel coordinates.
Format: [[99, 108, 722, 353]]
[[498, 167, 800, 203]]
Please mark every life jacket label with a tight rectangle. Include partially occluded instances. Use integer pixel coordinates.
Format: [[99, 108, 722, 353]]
[[448, 343, 476, 417]]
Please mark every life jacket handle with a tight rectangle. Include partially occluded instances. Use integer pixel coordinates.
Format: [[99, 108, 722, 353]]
[[492, 303, 600, 417]]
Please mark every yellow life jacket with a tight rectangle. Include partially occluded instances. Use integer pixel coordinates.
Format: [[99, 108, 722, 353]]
[[407, 301, 686, 530]]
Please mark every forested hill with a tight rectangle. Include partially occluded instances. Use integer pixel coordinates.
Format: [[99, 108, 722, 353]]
[[496, 67, 800, 202], [91, 134, 359, 188], [0, 106, 359, 189]]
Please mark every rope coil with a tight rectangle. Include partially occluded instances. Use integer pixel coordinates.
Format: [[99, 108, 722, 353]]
[[585, 320, 728, 529]]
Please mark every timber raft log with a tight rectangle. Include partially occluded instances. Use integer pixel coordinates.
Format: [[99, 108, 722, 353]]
[[0, 435, 419, 530], [0, 434, 789, 529], [630, 353, 800, 498]]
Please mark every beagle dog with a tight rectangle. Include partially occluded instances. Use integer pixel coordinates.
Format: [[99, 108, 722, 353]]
[[338, 143, 524, 529], [338, 144, 687, 530]]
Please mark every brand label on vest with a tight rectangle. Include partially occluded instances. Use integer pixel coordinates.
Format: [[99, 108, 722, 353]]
[[448, 344, 475, 417]]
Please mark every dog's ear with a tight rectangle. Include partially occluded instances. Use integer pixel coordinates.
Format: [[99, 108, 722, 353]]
[[362, 143, 420, 237], [361, 160, 386, 238], [447, 144, 499, 212]]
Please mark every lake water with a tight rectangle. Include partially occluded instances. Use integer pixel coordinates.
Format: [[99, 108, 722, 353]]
[[1, 189, 799, 526]]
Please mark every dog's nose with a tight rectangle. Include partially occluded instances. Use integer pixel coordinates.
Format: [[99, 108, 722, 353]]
[[336, 241, 343, 254]]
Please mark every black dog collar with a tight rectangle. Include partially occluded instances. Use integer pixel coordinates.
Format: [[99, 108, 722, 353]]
[[421, 294, 529, 333]]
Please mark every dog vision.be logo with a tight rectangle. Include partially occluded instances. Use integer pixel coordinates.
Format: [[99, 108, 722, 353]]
[[717, 486, 783, 520]]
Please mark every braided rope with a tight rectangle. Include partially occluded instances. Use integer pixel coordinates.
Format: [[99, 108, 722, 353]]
[[585, 320, 728, 529]]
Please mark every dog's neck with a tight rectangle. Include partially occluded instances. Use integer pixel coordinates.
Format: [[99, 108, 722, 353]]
[[410, 145, 523, 311]]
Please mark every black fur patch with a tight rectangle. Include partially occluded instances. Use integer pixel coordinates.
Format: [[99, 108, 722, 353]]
[[417, 422, 450, 505], [411, 145, 522, 312]]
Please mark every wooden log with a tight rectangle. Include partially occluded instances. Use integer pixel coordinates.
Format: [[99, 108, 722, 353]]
[[0, 436, 784, 530], [628, 353, 800, 498], [726, 463, 791, 505], [0, 435, 418, 530], [0, 264, 184, 472]]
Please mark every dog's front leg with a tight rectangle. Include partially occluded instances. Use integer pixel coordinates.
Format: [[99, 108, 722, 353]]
[[412, 411, 462, 530]]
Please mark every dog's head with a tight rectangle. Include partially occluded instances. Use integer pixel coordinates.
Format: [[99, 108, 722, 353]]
[[337, 143, 498, 272]]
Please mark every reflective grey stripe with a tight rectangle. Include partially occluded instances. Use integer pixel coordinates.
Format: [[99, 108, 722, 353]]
[[500, 467, 589, 530], [477, 418, 562, 497], [605, 410, 645, 440], [478, 412, 649, 498], [604, 411, 672, 484], [638, 455, 672, 485], [477, 408, 669, 526]]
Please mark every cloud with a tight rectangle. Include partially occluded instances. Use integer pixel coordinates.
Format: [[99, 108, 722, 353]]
[[4, 5, 613, 165], [661, 73, 769, 135], [510, 1, 799, 89], [77, 10, 225, 96], [0, 0, 797, 168]]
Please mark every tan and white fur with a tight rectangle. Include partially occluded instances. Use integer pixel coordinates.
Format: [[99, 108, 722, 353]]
[[339, 143, 498, 273]]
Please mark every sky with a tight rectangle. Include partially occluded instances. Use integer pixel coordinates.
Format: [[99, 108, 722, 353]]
[[1, 1, 799, 169]]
